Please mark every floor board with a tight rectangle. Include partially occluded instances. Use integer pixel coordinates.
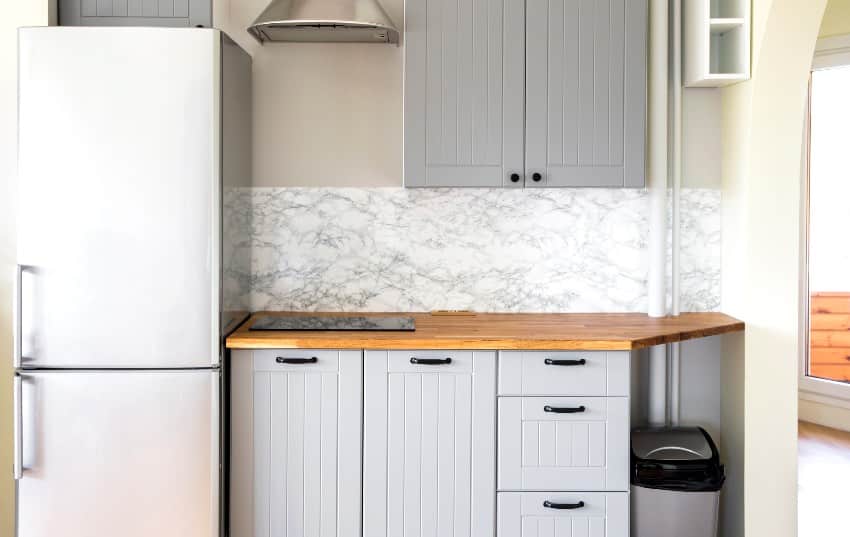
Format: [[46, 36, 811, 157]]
[[799, 420, 850, 536]]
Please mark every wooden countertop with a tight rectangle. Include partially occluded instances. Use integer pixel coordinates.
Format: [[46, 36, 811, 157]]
[[225, 312, 744, 351]]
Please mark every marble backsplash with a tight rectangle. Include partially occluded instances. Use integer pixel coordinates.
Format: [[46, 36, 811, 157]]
[[224, 188, 721, 313]]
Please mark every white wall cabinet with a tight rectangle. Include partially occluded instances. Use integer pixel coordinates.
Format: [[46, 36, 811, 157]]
[[684, 0, 752, 87], [362, 350, 497, 537], [404, 0, 647, 188]]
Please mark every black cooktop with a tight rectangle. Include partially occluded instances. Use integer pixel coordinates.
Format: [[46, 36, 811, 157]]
[[249, 315, 416, 332]]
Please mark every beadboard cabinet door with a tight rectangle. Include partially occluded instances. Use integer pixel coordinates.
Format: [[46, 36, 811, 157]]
[[363, 351, 497, 537], [525, 0, 647, 187], [230, 349, 363, 537], [404, 0, 525, 187]]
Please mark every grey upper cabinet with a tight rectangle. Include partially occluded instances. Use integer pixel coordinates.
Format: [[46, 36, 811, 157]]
[[526, 0, 646, 187], [59, 0, 211, 27], [404, 0, 647, 188], [403, 0, 525, 188]]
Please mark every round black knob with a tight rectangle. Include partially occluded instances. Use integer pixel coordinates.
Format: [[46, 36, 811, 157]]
[[532, 172, 542, 182], [510, 173, 520, 183]]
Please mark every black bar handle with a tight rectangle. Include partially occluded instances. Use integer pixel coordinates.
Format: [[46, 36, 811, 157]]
[[544, 405, 586, 414], [544, 358, 586, 366], [276, 356, 318, 364], [543, 500, 585, 510], [410, 357, 452, 365]]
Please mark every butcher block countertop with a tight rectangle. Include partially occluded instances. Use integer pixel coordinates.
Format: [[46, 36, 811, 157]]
[[225, 312, 744, 351]]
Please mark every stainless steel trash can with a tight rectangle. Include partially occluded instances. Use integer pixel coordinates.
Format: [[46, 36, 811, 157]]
[[631, 427, 725, 537]]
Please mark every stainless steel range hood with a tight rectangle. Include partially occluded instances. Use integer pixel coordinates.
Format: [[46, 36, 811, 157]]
[[247, 0, 400, 44]]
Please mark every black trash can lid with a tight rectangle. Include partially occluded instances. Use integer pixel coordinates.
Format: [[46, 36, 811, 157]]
[[632, 427, 716, 461], [631, 427, 725, 492]]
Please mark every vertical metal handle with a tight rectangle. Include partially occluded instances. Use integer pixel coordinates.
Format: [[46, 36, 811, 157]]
[[13, 375, 23, 480], [13, 264, 23, 369]]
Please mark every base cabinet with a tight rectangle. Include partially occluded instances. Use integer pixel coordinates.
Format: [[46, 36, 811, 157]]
[[362, 351, 497, 537], [497, 492, 629, 537], [230, 349, 363, 537], [233, 348, 629, 537]]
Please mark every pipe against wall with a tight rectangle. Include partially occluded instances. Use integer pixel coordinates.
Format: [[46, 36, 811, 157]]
[[647, 0, 669, 426]]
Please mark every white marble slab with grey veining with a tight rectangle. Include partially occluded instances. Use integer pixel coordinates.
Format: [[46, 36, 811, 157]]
[[227, 187, 720, 313]]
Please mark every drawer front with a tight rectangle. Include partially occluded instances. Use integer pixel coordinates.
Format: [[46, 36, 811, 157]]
[[498, 492, 628, 537], [253, 349, 342, 372], [498, 351, 629, 396], [386, 350, 474, 373], [498, 397, 629, 491]]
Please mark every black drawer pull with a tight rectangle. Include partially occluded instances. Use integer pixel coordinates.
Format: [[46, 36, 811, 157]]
[[544, 405, 586, 414], [275, 356, 318, 364], [410, 357, 452, 365], [544, 358, 586, 366], [543, 500, 585, 510]]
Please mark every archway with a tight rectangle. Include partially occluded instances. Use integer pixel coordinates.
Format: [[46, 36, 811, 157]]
[[720, 0, 828, 535]]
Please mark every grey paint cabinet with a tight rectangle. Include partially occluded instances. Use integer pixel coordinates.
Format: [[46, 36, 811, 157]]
[[404, 0, 647, 188], [59, 0, 211, 27], [403, 0, 525, 187]]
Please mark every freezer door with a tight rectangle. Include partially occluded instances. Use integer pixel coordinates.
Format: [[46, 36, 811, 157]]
[[16, 370, 220, 537], [17, 27, 221, 368]]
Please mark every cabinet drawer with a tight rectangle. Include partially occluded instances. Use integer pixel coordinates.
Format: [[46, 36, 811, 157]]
[[498, 351, 629, 396], [386, 350, 473, 373], [498, 492, 628, 537], [498, 397, 629, 491], [253, 349, 341, 372]]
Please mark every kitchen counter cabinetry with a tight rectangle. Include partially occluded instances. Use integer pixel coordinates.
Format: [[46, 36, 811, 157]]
[[403, 0, 647, 188], [230, 350, 363, 537], [231, 348, 631, 537]]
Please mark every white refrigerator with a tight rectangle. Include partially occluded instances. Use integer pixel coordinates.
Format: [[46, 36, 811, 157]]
[[14, 27, 252, 537]]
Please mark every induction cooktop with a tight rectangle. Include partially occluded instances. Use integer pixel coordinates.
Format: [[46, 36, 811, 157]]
[[249, 315, 416, 331]]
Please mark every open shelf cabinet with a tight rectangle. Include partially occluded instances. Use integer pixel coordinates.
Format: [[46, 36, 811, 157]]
[[685, 0, 751, 87]]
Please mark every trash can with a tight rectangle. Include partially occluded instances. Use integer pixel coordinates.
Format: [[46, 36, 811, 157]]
[[631, 427, 725, 537]]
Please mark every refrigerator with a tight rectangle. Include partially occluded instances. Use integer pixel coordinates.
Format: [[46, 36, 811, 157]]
[[14, 27, 252, 537]]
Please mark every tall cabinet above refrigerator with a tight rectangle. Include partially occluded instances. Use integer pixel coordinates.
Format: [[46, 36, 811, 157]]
[[14, 27, 251, 537]]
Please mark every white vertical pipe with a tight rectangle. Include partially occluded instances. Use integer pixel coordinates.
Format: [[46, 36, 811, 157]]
[[669, 0, 683, 426], [670, 0, 682, 318], [647, 0, 669, 427]]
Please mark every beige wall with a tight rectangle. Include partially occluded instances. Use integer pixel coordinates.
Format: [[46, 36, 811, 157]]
[[216, 0, 404, 187], [820, 0, 850, 37], [0, 1, 54, 532], [721, 1, 827, 536]]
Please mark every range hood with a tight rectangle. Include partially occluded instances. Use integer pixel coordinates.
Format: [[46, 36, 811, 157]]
[[247, 0, 400, 44]]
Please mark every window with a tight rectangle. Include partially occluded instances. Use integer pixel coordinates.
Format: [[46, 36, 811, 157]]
[[802, 35, 850, 400]]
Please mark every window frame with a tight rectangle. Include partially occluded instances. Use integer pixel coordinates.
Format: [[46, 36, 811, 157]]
[[800, 34, 850, 404]]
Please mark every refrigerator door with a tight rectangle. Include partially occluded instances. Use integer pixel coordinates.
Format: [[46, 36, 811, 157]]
[[17, 27, 221, 368], [16, 370, 220, 537]]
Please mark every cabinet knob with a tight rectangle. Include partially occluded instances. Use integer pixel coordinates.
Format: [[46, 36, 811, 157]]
[[532, 172, 543, 182], [509, 173, 520, 183]]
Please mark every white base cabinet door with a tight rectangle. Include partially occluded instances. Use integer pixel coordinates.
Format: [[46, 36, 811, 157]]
[[363, 350, 497, 537], [498, 492, 628, 537], [230, 349, 363, 537]]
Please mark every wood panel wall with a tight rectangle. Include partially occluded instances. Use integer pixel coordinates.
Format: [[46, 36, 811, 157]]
[[810, 293, 850, 381]]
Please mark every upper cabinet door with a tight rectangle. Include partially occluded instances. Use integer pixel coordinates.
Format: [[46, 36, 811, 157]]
[[525, 0, 647, 187], [404, 0, 525, 187]]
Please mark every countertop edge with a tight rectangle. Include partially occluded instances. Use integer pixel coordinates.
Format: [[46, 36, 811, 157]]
[[225, 312, 745, 351]]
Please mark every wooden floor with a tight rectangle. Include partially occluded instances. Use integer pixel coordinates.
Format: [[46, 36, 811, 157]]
[[799, 421, 850, 536]]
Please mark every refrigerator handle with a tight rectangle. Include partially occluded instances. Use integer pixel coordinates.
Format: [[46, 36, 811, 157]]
[[13, 374, 23, 480], [13, 264, 24, 369]]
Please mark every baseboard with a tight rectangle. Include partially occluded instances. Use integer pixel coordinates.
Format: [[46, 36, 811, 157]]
[[799, 392, 850, 432]]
